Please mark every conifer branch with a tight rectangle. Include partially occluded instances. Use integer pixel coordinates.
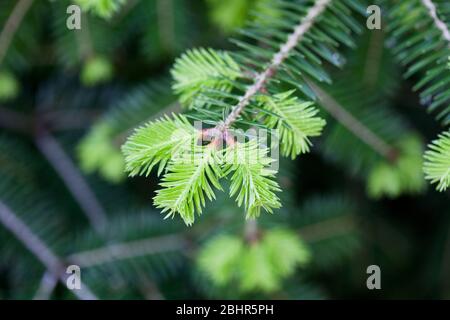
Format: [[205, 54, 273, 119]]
[[0, 0, 34, 66], [421, 0, 450, 44], [0, 200, 98, 300], [299, 215, 355, 243], [244, 219, 260, 244], [33, 272, 58, 300], [305, 79, 399, 162], [424, 130, 450, 191], [34, 129, 108, 232], [68, 234, 188, 267], [0, 106, 32, 133], [219, 0, 331, 131]]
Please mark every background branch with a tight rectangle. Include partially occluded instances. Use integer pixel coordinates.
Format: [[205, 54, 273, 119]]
[[68, 234, 187, 267], [306, 79, 399, 162], [220, 0, 331, 130], [33, 271, 58, 300], [0, 200, 98, 300], [0, 106, 32, 133], [0, 0, 34, 66], [34, 128, 108, 233], [421, 0, 450, 44]]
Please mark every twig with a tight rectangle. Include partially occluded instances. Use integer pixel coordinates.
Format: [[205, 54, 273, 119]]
[[34, 128, 108, 233], [0, 0, 34, 66], [218, 0, 332, 131], [43, 109, 100, 131], [0, 200, 98, 300], [244, 218, 260, 244], [299, 216, 355, 243], [33, 271, 58, 300], [305, 79, 399, 161], [421, 0, 450, 45], [68, 234, 187, 267], [0, 106, 32, 133]]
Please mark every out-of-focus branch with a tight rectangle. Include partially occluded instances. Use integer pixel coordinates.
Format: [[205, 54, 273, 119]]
[[0, 106, 32, 133], [421, 0, 450, 44], [299, 216, 355, 243], [68, 234, 187, 267], [0, 200, 97, 300], [0, 0, 34, 65], [34, 128, 108, 233], [0, 107, 100, 133], [43, 109, 100, 131], [244, 218, 259, 244], [33, 271, 58, 300], [306, 79, 399, 162]]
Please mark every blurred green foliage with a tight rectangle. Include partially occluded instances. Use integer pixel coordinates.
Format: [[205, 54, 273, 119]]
[[198, 229, 310, 293], [0, 0, 448, 300], [0, 70, 20, 101]]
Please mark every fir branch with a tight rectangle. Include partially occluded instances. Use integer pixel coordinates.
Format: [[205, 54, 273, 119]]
[[424, 130, 450, 191], [305, 79, 399, 161], [171, 48, 242, 107], [259, 90, 326, 159], [0, 0, 34, 66], [34, 129, 108, 232], [421, 0, 450, 44], [224, 140, 281, 218], [43, 109, 100, 131], [33, 272, 58, 300], [68, 234, 187, 268], [244, 218, 260, 244], [218, 0, 332, 131], [154, 145, 224, 226], [0, 106, 32, 133], [299, 215, 355, 243], [388, 0, 450, 124], [122, 114, 197, 177], [0, 200, 98, 300]]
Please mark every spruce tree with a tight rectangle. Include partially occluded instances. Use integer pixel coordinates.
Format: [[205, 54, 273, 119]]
[[0, 0, 449, 299]]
